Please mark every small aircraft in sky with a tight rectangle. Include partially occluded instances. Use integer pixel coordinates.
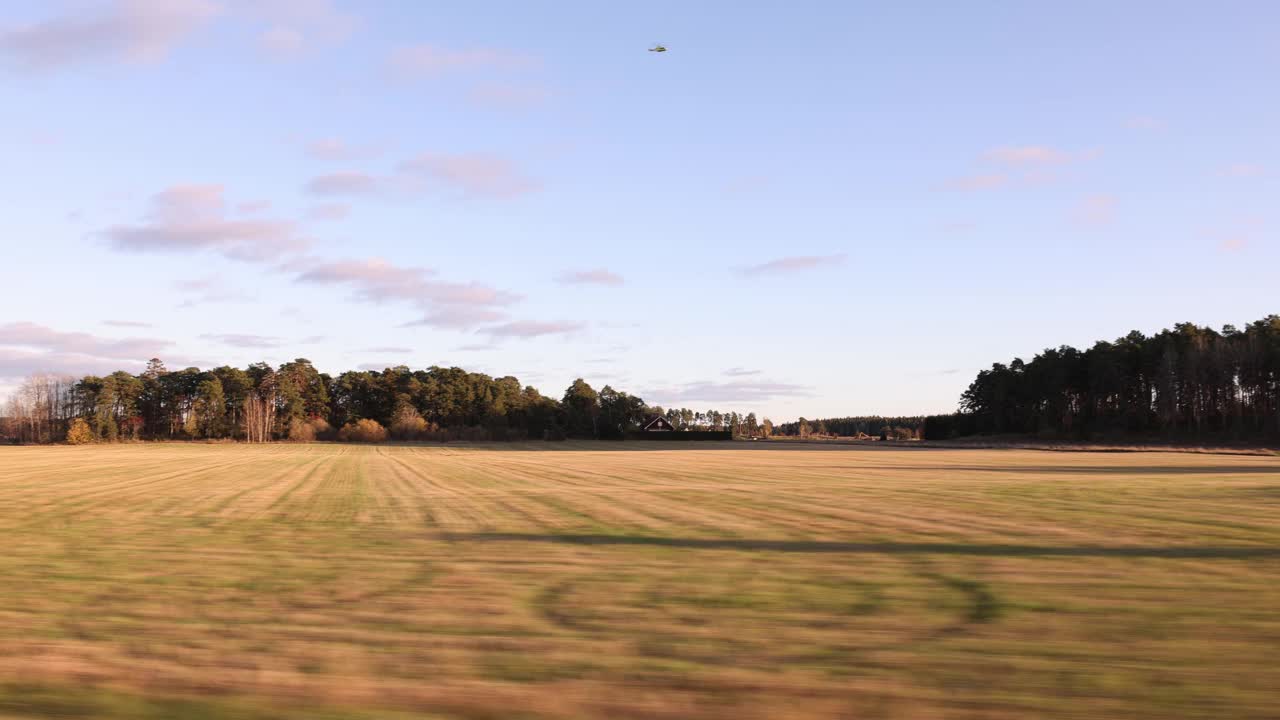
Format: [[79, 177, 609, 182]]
[[649, 44, 667, 53]]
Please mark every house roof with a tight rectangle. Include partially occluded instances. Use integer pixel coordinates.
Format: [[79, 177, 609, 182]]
[[642, 416, 674, 430]]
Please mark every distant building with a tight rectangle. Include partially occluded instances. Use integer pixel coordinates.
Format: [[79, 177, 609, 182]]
[[642, 416, 676, 432]]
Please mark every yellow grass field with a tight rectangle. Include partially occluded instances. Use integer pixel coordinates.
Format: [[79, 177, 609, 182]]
[[0, 443, 1278, 719]]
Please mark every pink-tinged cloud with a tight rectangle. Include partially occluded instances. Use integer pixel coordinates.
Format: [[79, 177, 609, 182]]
[[982, 145, 1072, 165], [105, 184, 308, 262], [1071, 194, 1117, 227], [242, 0, 358, 57], [1220, 163, 1265, 178], [468, 83, 549, 110], [103, 320, 153, 329], [0, 348, 141, 381], [739, 254, 845, 276], [356, 362, 414, 372], [481, 321, 583, 338], [941, 173, 1007, 191], [294, 258, 520, 329], [308, 202, 350, 221], [557, 268, 624, 286], [304, 137, 379, 162], [0, 0, 220, 69], [305, 171, 382, 196], [399, 152, 539, 198], [388, 44, 536, 77], [174, 276, 253, 307], [643, 379, 813, 404], [0, 322, 172, 360], [199, 333, 283, 349], [237, 199, 272, 215], [1124, 115, 1164, 131], [406, 308, 508, 329]]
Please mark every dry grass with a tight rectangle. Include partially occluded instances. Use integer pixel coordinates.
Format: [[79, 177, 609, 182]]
[[0, 442, 1278, 719]]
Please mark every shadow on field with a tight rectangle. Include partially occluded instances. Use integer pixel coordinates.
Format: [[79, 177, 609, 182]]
[[448, 532, 1280, 558]]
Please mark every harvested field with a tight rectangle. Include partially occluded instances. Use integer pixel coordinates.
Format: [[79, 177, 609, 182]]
[[0, 442, 1278, 719]]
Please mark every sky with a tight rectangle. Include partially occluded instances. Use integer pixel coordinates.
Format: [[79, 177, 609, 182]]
[[0, 0, 1276, 421]]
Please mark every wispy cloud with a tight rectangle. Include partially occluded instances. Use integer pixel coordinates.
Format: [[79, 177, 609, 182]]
[[1071, 194, 1118, 227], [1205, 217, 1264, 253], [940, 173, 1007, 192], [399, 152, 539, 198], [739, 254, 845, 276], [557, 268, 624, 286], [174, 276, 253, 308], [644, 379, 813, 404], [0, 321, 172, 359], [242, 0, 358, 58], [455, 343, 497, 352], [294, 258, 520, 330], [1124, 115, 1164, 131], [942, 145, 1097, 192], [387, 44, 536, 78], [305, 171, 383, 197], [724, 367, 761, 377], [481, 320, 583, 339], [404, 308, 508, 329], [304, 137, 379, 162], [103, 319, 153, 329], [1220, 163, 1265, 178], [982, 145, 1073, 166], [104, 184, 308, 262], [0, 347, 132, 380], [296, 258, 518, 307], [308, 202, 350, 221], [199, 333, 283, 349], [0, 0, 220, 70], [467, 83, 549, 110], [237, 200, 272, 215], [356, 361, 411, 372]]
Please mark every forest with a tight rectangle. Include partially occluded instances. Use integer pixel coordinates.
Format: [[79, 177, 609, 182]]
[[772, 416, 924, 440], [0, 360, 770, 444], [925, 315, 1280, 443]]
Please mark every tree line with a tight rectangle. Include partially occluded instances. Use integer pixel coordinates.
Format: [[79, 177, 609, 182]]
[[773, 416, 924, 440], [0, 359, 773, 444], [924, 315, 1280, 443]]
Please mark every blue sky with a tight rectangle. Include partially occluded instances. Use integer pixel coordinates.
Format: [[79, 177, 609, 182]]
[[1, 0, 1276, 420]]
